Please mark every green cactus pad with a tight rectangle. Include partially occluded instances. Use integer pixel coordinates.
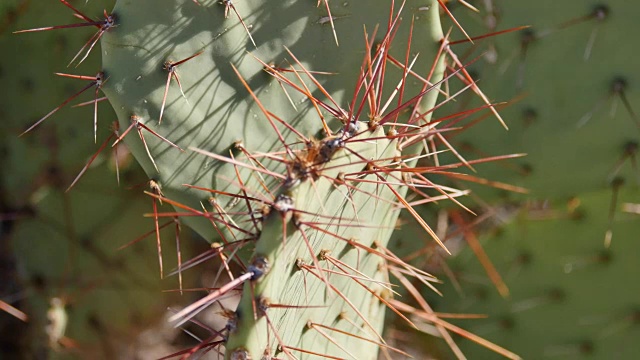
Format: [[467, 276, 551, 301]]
[[1, 1, 203, 356], [99, 0, 448, 242], [436, 0, 640, 201], [9, 173, 183, 358], [221, 122, 406, 359], [428, 188, 640, 359]]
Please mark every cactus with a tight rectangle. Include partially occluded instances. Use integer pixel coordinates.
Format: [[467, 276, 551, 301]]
[[0, 2, 119, 353], [95, 1, 474, 358], [4, 0, 501, 358], [389, 1, 640, 359], [13, 0, 638, 359], [98, 0, 450, 240], [9, 170, 192, 358], [426, 187, 640, 359], [0, 1, 204, 357], [437, 0, 639, 201]]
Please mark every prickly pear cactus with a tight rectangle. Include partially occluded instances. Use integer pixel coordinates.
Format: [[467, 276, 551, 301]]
[[97, 0, 460, 357], [1, 0, 116, 204], [428, 188, 640, 359], [440, 0, 640, 200], [1, 1, 201, 357], [401, 1, 640, 358], [7, 0, 640, 359], [99, 0, 448, 239], [9, 169, 191, 358], [6, 0, 543, 358]]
